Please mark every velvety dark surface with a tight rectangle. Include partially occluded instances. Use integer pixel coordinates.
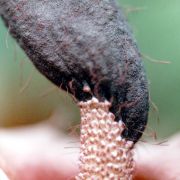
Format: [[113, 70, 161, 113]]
[[0, 0, 149, 142]]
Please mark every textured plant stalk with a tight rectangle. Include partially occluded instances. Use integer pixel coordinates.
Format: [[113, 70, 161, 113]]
[[76, 97, 134, 179]]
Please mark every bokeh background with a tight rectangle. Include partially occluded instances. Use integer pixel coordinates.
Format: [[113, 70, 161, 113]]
[[0, 0, 179, 140]]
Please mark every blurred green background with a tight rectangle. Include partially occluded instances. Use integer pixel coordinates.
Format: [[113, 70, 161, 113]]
[[0, 0, 179, 140]]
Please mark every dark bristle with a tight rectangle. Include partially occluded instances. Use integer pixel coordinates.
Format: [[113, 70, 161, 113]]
[[0, 0, 149, 142]]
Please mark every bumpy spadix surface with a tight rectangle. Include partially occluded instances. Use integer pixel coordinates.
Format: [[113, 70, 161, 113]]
[[76, 98, 134, 179]]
